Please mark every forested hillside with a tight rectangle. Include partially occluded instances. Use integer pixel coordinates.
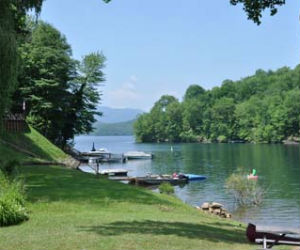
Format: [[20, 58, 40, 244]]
[[134, 65, 300, 143]]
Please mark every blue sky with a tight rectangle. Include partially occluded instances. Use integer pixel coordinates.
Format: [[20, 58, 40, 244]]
[[40, 0, 300, 111]]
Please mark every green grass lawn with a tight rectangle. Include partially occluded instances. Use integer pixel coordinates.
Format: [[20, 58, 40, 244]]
[[0, 126, 68, 162], [0, 164, 258, 250], [0, 126, 68, 161]]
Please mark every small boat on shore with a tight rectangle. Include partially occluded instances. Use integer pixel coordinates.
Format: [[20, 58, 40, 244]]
[[247, 175, 258, 180], [129, 174, 188, 186], [82, 148, 110, 157], [124, 151, 153, 160], [184, 174, 207, 181], [99, 169, 128, 176]]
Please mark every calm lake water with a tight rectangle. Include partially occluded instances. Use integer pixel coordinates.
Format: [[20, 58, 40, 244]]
[[74, 135, 300, 231]]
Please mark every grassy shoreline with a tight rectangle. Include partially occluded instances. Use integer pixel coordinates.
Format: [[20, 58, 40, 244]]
[[0, 128, 266, 249], [0, 163, 258, 250]]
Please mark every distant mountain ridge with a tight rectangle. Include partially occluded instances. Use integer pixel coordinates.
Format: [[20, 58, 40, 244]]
[[91, 106, 143, 136], [92, 120, 135, 136], [96, 106, 143, 123]]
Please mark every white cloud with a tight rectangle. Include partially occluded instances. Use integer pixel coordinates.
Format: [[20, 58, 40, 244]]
[[129, 75, 138, 83], [107, 75, 142, 108]]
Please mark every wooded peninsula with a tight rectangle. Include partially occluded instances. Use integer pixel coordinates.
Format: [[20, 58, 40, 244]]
[[134, 65, 300, 143]]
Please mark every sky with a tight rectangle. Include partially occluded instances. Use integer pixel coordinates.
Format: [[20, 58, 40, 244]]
[[40, 0, 300, 111]]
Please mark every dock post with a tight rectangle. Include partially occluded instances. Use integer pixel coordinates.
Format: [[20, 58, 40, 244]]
[[96, 159, 99, 178], [263, 235, 267, 249]]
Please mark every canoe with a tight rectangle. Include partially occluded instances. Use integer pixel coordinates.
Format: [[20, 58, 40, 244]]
[[184, 174, 207, 181]]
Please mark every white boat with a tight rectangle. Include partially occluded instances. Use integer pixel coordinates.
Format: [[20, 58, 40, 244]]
[[124, 151, 153, 160], [90, 148, 110, 155], [81, 145, 126, 163], [81, 147, 110, 156], [99, 169, 128, 176]]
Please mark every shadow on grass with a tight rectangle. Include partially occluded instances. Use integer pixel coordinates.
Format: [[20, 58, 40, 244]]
[[21, 165, 172, 205], [1, 127, 54, 161], [79, 220, 247, 244]]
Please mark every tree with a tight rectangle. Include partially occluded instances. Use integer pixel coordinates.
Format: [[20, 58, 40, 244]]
[[0, 0, 109, 130], [62, 52, 106, 146], [165, 101, 183, 142], [134, 113, 155, 142], [135, 64, 299, 143], [230, 0, 285, 25], [15, 21, 106, 147], [16, 21, 77, 146], [134, 95, 180, 142], [183, 85, 205, 101], [0, 0, 43, 128], [104, 0, 285, 25], [210, 97, 236, 142], [0, 0, 17, 127]]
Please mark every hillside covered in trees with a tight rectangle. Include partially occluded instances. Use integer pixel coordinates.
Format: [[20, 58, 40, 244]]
[[134, 65, 300, 143]]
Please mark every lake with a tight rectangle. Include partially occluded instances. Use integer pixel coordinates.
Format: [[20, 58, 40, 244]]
[[74, 135, 300, 231]]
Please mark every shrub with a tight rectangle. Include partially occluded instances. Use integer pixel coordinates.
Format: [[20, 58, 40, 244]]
[[0, 160, 19, 178], [217, 135, 227, 143], [225, 169, 265, 206], [159, 182, 174, 195], [0, 171, 28, 226]]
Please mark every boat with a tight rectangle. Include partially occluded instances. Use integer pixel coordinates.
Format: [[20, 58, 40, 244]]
[[82, 148, 110, 156], [247, 174, 258, 180], [83, 148, 126, 163], [99, 169, 128, 176], [184, 174, 207, 181], [246, 223, 300, 249], [129, 174, 188, 186], [124, 151, 153, 160]]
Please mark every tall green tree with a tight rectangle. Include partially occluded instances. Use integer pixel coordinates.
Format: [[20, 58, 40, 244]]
[[183, 85, 205, 101], [16, 21, 76, 145], [0, 0, 17, 126], [0, 0, 110, 130], [16, 21, 106, 147], [62, 52, 106, 146], [0, 0, 43, 128]]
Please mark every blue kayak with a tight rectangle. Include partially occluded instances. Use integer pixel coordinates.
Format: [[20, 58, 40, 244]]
[[184, 174, 207, 181]]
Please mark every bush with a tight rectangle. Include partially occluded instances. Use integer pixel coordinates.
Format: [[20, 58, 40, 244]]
[[217, 135, 227, 143], [159, 182, 174, 195], [225, 169, 265, 206], [0, 160, 19, 178], [0, 171, 28, 226]]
